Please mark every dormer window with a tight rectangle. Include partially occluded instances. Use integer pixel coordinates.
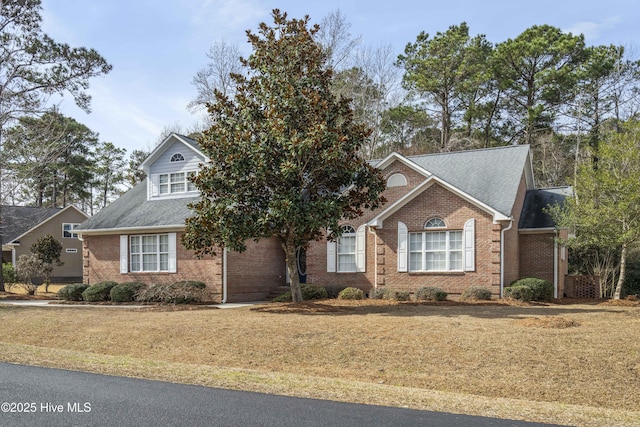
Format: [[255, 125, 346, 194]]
[[158, 172, 197, 195], [170, 153, 185, 162]]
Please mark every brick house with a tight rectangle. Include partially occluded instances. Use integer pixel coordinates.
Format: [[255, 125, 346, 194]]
[[76, 133, 568, 302]]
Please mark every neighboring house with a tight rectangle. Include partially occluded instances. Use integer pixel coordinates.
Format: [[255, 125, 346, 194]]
[[1, 205, 88, 282], [76, 133, 569, 302]]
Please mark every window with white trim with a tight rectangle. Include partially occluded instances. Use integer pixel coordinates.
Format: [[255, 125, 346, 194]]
[[130, 234, 169, 272], [337, 225, 356, 272], [386, 173, 407, 187], [170, 153, 185, 162], [409, 218, 462, 272], [158, 171, 197, 195], [327, 226, 366, 273], [62, 223, 80, 238]]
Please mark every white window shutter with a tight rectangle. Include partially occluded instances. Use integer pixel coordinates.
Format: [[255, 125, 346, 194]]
[[120, 235, 128, 274], [168, 233, 177, 273], [326, 237, 336, 273], [356, 225, 366, 272], [463, 219, 475, 272], [149, 174, 159, 198], [397, 221, 408, 272]]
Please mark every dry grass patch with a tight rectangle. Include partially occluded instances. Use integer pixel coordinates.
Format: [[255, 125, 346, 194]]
[[0, 300, 639, 426]]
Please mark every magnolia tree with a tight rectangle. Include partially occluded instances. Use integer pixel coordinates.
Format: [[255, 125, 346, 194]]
[[182, 10, 386, 302]]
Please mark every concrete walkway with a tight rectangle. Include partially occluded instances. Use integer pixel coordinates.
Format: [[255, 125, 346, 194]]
[[0, 299, 265, 309]]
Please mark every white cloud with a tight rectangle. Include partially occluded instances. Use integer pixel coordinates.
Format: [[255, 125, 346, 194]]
[[564, 16, 621, 42]]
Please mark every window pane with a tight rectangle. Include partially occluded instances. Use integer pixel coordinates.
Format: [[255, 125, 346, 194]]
[[409, 233, 422, 251], [338, 254, 356, 272], [130, 254, 140, 272], [143, 254, 157, 271], [142, 236, 156, 253], [409, 252, 422, 271], [449, 231, 462, 250], [426, 252, 446, 271], [159, 175, 168, 184], [159, 254, 169, 271], [426, 232, 446, 250], [159, 234, 168, 252], [130, 236, 140, 254], [450, 251, 463, 270]]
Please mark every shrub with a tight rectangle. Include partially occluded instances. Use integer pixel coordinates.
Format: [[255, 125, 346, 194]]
[[272, 284, 328, 302], [337, 287, 364, 300], [2, 263, 16, 285], [369, 288, 410, 301], [14, 253, 43, 294], [58, 284, 89, 301], [324, 285, 348, 299], [504, 285, 533, 302], [135, 281, 206, 304], [511, 278, 553, 301], [460, 285, 493, 301], [110, 282, 146, 302], [82, 281, 119, 302], [369, 288, 386, 300], [415, 286, 447, 301]]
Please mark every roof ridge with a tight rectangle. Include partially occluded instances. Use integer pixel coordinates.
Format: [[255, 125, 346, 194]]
[[406, 144, 528, 160]]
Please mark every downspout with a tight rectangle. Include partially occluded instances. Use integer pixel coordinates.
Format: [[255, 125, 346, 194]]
[[368, 226, 378, 290], [221, 247, 228, 304], [500, 218, 514, 298], [553, 230, 559, 299]]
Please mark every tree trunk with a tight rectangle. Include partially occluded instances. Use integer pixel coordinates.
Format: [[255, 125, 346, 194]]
[[613, 242, 627, 300], [282, 237, 302, 303]]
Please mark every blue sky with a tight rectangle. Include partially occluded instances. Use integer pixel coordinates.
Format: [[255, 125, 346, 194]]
[[39, 0, 640, 154]]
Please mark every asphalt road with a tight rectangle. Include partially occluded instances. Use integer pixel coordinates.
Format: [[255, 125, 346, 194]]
[[0, 363, 567, 426]]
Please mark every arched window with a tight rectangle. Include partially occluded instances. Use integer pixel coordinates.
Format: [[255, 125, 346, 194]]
[[386, 173, 407, 188], [170, 153, 185, 162], [425, 218, 446, 228], [409, 217, 462, 272], [337, 225, 356, 272]]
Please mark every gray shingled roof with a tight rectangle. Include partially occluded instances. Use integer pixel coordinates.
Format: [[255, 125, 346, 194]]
[[373, 145, 532, 217], [78, 145, 534, 232], [1, 206, 62, 244], [76, 179, 198, 232], [519, 187, 572, 229]]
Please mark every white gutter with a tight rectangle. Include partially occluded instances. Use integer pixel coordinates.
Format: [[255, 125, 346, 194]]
[[500, 219, 514, 298], [553, 230, 559, 299], [222, 247, 228, 304], [368, 226, 378, 290]]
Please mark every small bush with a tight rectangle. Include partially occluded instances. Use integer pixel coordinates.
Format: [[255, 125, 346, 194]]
[[511, 278, 553, 301], [337, 287, 364, 300], [369, 288, 386, 300], [415, 286, 448, 301], [504, 285, 533, 302], [135, 281, 206, 304], [460, 285, 493, 301], [58, 283, 89, 301], [110, 282, 146, 302], [272, 284, 328, 302], [82, 281, 119, 302], [324, 285, 348, 299], [369, 288, 410, 301], [2, 263, 16, 285]]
